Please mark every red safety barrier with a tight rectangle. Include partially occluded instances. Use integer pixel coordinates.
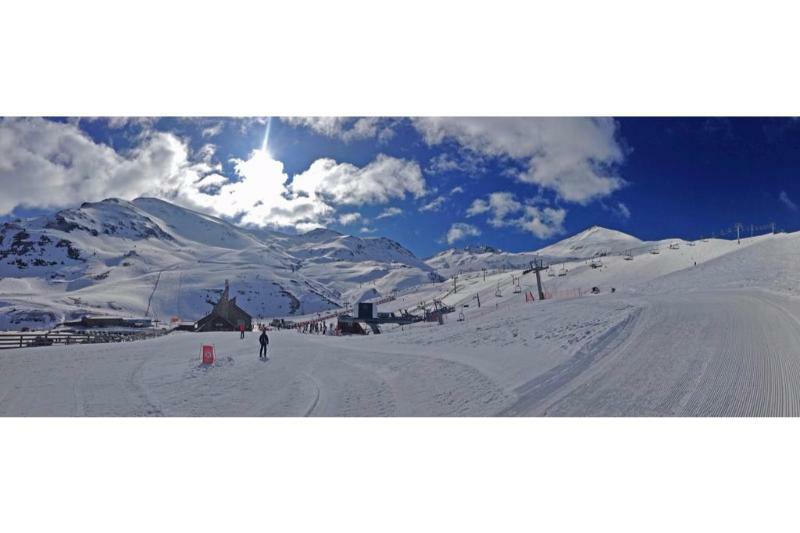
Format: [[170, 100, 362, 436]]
[[525, 291, 535, 302], [201, 344, 215, 365]]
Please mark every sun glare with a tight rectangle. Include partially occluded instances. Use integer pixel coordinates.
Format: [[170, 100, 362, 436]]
[[261, 116, 273, 154]]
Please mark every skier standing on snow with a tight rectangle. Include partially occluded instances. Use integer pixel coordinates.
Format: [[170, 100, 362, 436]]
[[259, 328, 269, 360], [239, 323, 245, 340]]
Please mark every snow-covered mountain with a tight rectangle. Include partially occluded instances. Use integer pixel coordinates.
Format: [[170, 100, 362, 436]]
[[425, 226, 644, 277], [0, 197, 749, 331], [425, 246, 542, 278], [0, 197, 442, 329], [535, 225, 642, 258]]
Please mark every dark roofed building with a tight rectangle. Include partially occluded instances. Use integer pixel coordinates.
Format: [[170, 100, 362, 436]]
[[195, 280, 252, 332], [60, 316, 154, 329]]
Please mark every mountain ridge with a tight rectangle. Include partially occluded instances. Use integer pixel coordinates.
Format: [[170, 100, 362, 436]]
[[0, 197, 441, 328], [0, 197, 724, 329]]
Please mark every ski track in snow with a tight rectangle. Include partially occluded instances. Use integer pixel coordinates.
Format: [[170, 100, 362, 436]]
[[5, 287, 800, 416], [7, 288, 800, 416], [521, 290, 800, 416], [500, 307, 644, 416], [300, 372, 321, 417], [0, 329, 513, 416]]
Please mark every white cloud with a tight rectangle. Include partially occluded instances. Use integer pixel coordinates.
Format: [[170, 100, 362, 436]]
[[413, 118, 626, 204], [376, 207, 403, 219], [0, 118, 426, 233], [338, 212, 362, 225], [107, 117, 130, 129], [515, 205, 567, 239], [450, 186, 464, 195], [466, 198, 490, 217], [360, 226, 377, 234], [0, 117, 206, 216], [779, 190, 797, 211], [420, 196, 447, 212], [103, 117, 156, 129], [281, 117, 395, 142], [290, 154, 425, 207], [191, 152, 423, 231], [186, 149, 331, 231], [426, 151, 487, 176], [195, 143, 220, 168], [480, 192, 523, 227], [615, 202, 631, 220], [446, 223, 481, 245], [201, 122, 224, 139], [465, 191, 566, 239], [194, 173, 228, 193]]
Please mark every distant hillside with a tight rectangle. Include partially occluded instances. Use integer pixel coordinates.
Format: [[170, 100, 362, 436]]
[[425, 226, 643, 277], [535, 225, 642, 259], [0, 197, 442, 329]]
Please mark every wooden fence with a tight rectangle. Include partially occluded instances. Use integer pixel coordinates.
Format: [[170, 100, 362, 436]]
[[0, 329, 168, 350]]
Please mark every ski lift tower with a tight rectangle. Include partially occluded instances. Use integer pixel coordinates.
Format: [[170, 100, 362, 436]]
[[735, 222, 744, 244], [525, 258, 548, 301]]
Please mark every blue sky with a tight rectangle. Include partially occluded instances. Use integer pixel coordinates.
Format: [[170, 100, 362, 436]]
[[1, 117, 799, 258]]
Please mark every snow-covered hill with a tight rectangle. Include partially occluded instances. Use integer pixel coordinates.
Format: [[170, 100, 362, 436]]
[[425, 225, 721, 279], [425, 245, 542, 278], [405, 230, 778, 324], [535, 225, 642, 258], [0, 197, 441, 329], [425, 226, 645, 277]]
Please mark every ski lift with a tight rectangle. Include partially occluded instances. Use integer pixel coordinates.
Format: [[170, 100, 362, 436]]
[[514, 284, 522, 294], [687, 241, 696, 247], [547, 268, 556, 277], [590, 259, 603, 269], [668, 242, 679, 250], [457, 310, 465, 322], [558, 266, 568, 276], [495, 283, 502, 298], [650, 248, 660, 255], [623, 250, 634, 261]]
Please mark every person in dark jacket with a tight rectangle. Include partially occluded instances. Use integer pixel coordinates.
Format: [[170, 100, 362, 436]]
[[259, 328, 269, 360], [239, 324, 246, 340]]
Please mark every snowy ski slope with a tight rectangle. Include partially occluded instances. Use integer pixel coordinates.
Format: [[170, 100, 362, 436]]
[[3, 230, 800, 416]]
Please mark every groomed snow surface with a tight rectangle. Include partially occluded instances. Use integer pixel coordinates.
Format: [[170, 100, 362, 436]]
[[3, 231, 800, 416]]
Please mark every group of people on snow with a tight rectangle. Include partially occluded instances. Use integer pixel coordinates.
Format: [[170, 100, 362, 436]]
[[297, 321, 333, 335]]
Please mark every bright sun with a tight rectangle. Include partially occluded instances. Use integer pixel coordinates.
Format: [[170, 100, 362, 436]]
[[261, 117, 273, 153]]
